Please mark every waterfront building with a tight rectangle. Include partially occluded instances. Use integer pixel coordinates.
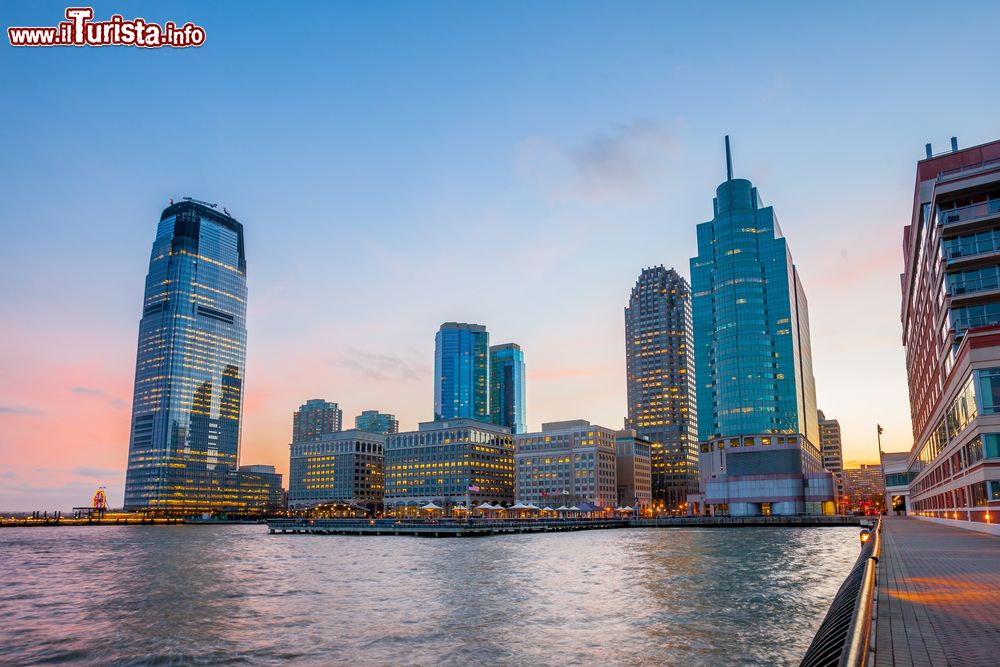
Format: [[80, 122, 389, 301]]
[[882, 452, 913, 515], [288, 430, 385, 513], [490, 343, 527, 434], [624, 266, 699, 512], [690, 138, 834, 516], [818, 410, 846, 511], [514, 420, 618, 508], [434, 322, 490, 422], [900, 137, 1000, 527], [236, 465, 285, 514], [293, 399, 343, 443], [355, 410, 399, 435], [615, 429, 653, 512], [123, 199, 250, 514], [384, 419, 514, 513], [842, 465, 884, 514]]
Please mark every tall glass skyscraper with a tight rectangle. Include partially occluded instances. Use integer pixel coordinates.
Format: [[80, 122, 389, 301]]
[[434, 322, 489, 422], [624, 266, 698, 511], [689, 139, 832, 516], [490, 343, 526, 434], [123, 199, 248, 513], [355, 409, 400, 434]]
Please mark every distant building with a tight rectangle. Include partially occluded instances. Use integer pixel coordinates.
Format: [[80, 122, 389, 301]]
[[882, 452, 913, 515], [615, 429, 653, 512], [384, 419, 513, 513], [690, 138, 834, 516], [434, 322, 490, 422], [490, 343, 527, 434], [293, 399, 343, 443], [123, 199, 249, 514], [236, 465, 284, 514], [288, 430, 385, 514], [355, 410, 399, 435], [624, 266, 699, 512], [514, 420, 618, 508], [843, 465, 884, 514], [818, 410, 845, 512], [900, 137, 1000, 527]]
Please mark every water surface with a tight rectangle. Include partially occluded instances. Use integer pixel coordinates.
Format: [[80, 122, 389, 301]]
[[0, 525, 859, 665]]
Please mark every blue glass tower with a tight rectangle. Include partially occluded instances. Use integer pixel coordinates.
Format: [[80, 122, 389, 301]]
[[434, 322, 489, 422], [690, 139, 830, 517], [490, 343, 526, 434], [123, 199, 248, 513]]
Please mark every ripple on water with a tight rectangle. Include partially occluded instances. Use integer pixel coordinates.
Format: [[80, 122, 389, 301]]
[[0, 525, 859, 666]]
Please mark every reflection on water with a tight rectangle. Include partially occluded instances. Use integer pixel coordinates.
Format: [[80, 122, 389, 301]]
[[0, 525, 859, 666]]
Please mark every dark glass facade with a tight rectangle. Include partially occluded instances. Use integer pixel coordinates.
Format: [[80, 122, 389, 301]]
[[624, 266, 698, 510], [434, 322, 489, 422], [490, 343, 526, 434], [123, 200, 248, 513], [355, 409, 399, 434]]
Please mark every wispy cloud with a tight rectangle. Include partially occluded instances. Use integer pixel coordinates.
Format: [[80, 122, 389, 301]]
[[71, 386, 104, 396], [334, 347, 427, 382], [516, 120, 680, 203], [0, 405, 41, 416]]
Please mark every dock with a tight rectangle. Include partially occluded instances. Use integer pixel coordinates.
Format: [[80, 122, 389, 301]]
[[266, 514, 862, 537], [875, 516, 1000, 666]]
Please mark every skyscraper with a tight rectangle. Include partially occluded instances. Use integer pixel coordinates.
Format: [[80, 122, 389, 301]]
[[817, 410, 843, 473], [355, 409, 399, 434], [293, 399, 343, 443], [490, 343, 526, 434], [624, 266, 699, 511], [900, 137, 1000, 525], [690, 138, 833, 516], [434, 322, 489, 422], [123, 199, 248, 513]]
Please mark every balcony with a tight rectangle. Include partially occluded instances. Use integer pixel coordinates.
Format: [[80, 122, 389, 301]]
[[937, 157, 1000, 182], [937, 199, 1000, 227]]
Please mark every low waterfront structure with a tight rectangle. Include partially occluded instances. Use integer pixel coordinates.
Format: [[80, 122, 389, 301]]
[[514, 420, 618, 509], [236, 465, 285, 514], [881, 452, 912, 515], [288, 429, 385, 513], [384, 419, 514, 514], [615, 429, 652, 512]]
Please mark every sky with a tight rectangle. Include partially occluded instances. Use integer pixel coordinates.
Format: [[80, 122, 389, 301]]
[[2, 1, 999, 511]]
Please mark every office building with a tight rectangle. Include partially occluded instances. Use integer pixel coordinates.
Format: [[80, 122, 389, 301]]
[[490, 343, 527, 434], [690, 138, 834, 516], [355, 410, 399, 435], [384, 419, 514, 513], [842, 465, 885, 514], [900, 137, 1000, 530], [236, 465, 285, 514], [288, 430, 385, 513], [434, 322, 489, 422], [624, 265, 699, 511], [514, 420, 618, 508], [293, 399, 342, 443], [123, 199, 250, 514], [615, 429, 653, 512], [818, 410, 845, 512]]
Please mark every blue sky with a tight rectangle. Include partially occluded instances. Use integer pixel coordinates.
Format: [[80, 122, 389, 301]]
[[2, 0, 999, 510]]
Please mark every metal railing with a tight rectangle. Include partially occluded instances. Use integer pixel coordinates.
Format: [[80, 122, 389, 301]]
[[800, 518, 881, 667], [937, 200, 1000, 226]]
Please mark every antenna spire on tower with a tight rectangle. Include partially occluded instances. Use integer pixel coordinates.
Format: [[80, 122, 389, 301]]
[[725, 135, 733, 181]]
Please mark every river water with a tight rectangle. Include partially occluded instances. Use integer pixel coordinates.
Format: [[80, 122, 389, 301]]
[[0, 525, 859, 666]]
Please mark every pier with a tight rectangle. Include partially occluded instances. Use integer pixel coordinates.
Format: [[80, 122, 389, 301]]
[[266, 514, 862, 537]]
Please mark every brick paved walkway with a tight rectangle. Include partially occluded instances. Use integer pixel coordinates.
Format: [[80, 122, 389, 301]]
[[875, 517, 1000, 666]]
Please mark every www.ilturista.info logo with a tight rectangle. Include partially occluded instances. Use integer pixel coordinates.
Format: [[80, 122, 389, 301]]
[[8, 7, 205, 48]]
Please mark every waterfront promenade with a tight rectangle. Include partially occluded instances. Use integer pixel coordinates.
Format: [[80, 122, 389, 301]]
[[876, 517, 1000, 666]]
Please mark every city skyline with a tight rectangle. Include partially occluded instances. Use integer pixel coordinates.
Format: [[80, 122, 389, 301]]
[[4, 1, 1000, 511]]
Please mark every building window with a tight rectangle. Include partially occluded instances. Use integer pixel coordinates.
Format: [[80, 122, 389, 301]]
[[977, 368, 1000, 415]]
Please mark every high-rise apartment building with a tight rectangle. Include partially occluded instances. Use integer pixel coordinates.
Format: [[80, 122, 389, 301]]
[[490, 343, 526, 434], [690, 139, 834, 516], [355, 410, 399, 435], [817, 410, 844, 473], [900, 137, 1000, 527], [624, 266, 699, 511], [514, 420, 619, 508], [434, 322, 490, 422], [615, 429, 653, 512], [123, 199, 250, 513], [293, 399, 342, 443]]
